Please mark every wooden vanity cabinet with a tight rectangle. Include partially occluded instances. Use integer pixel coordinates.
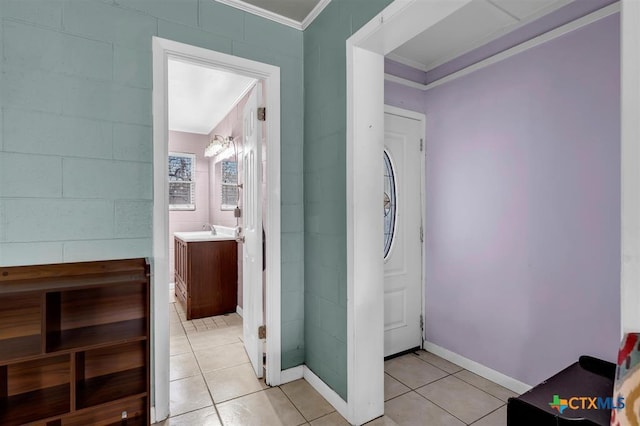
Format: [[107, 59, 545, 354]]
[[0, 258, 150, 426], [174, 238, 238, 320]]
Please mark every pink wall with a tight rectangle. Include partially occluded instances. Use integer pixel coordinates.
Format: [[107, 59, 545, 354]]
[[168, 130, 210, 282], [208, 88, 253, 227]]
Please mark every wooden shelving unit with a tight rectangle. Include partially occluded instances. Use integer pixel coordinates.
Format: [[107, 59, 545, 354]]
[[0, 258, 150, 426]]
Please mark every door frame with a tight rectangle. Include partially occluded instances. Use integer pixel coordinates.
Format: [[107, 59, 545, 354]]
[[347, 0, 639, 424], [151, 36, 282, 422], [383, 104, 427, 355]]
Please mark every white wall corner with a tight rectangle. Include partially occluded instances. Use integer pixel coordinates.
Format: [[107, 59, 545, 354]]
[[621, 0, 640, 334], [280, 365, 304, 384]]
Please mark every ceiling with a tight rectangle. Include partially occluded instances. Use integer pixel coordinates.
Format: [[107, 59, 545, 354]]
[[168, 59, 256, 135], [388, 0, 573, 71], [241, 0, 322, 22]]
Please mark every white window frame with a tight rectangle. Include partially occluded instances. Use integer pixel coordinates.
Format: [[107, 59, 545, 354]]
[[168, 151, 196, 211]]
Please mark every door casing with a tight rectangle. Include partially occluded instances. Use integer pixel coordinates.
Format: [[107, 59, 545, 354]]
[[151, 37, 282, 422]]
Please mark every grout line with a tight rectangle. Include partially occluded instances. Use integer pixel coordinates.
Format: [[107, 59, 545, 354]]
[[449, 370, 513, 403], [167, 305, 326, 425], [468, 403, 506, 425], [410, 390, 470, 425], [406, 352, 510, 402], [277, 384, 309, 423]]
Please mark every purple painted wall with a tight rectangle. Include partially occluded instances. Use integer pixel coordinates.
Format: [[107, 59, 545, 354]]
[[385, 58, 426, 84], [385, 14, 621, 386]]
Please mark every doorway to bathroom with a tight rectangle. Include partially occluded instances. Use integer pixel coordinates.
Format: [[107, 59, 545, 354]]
[[152, 37, 282, 422]]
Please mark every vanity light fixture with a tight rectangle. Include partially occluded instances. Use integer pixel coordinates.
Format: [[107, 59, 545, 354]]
[[204, 134, 232, 158]]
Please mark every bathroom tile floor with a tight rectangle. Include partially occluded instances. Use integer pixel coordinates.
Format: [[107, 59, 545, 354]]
[[155, 295, 514, 425]]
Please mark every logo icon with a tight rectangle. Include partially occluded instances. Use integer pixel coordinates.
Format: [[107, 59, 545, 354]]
[[549, 395, 569, 414]]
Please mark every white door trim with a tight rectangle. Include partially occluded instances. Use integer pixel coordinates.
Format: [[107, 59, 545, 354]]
[[348, 0, 637, 424], [152, 36, 282, 422], [383, 104, 427, 353], [346, 3, 471, 423]]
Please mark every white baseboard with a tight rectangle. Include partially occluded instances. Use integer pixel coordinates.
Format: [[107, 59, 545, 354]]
[[280, 365, 304, 384], [236, 305, 243, 317], [303, 366, 349, 422], [423, 341, 532, 395]]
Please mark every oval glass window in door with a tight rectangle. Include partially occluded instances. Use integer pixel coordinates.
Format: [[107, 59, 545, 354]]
[[383, 150, 397, 259]]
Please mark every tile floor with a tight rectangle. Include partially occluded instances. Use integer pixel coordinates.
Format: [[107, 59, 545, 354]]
[[156, 296, 516, 425]]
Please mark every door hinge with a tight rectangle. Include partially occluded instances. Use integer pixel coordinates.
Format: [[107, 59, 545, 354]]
[[420, 314, 424, 331], [420, 138, 424, 152], [420, 225, 424, 243], [258, 325, 266, 339], [257, 107, 266, 121]]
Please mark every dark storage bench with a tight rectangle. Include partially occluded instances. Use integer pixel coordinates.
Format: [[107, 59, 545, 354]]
[[507, 356, 615, 426]]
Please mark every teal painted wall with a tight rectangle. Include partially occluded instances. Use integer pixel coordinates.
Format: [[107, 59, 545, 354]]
[[303, 0, 393, 400], [0, 0, 304, 370]]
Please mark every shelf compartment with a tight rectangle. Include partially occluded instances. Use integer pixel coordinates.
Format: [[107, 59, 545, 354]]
[[0, 384, 70, 426], [47, 319, 147, 352], [76, 341, 147, 409], [0, 355, 71, 426], [76, 368, 146, 410], [63, 396, 147, 426], [46, 282, 148, 353], [0, 293, 42, 362]]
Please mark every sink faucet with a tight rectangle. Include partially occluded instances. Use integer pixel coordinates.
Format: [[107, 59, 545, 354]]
[[203, 223, 216, 235]]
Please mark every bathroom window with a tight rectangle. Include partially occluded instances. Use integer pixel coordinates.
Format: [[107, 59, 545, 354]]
[[221, 160, 238, 210], [384, 150, 397, 259], [169, 152, 196, 211]]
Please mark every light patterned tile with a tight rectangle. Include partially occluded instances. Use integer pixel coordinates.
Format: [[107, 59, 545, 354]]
[[310, 412, 350, 426], [170, 321, 185, 337], [385, 373, 410, 401], [162, 406, 221, 426], [194, 341, 250, 373], [416, 376, 503, 424], [170, 335, 192, 356], [413, 351, 463, 374], [217, 388, 306, 426], [384, 355, 448, 389], [203, 363, 267, 403], [364, 415, 400, 426], [280, 379, 335, 422], [471, 405, 507, 426], [384, 392, 464, 426], [454, 370, 518, 402], [170, 352, 200, 381], [169, 375, 213, 417], [187, 328, 240, 351]]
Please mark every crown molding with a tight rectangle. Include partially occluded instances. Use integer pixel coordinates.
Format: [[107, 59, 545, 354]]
[[215, 0, 331, 31], [385, 2, 620, 92], [385, 52, 429, 72], [301, 0, 331, 30]]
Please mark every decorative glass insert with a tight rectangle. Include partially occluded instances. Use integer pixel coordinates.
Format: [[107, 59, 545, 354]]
[[384, 150, 397, 259], [221, 160, 238, 210], [168, 152, 196, 211]]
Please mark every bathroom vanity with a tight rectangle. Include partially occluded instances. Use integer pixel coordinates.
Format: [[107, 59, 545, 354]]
[[174, 229, 238, 320]]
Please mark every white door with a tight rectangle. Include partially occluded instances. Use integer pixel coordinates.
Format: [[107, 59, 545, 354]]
[[384, 109, 424, 357], [242, 84, 264, 377]]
